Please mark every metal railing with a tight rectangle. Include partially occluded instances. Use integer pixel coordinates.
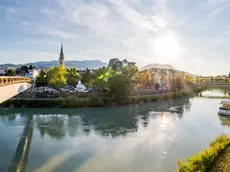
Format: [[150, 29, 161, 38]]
[[194, 82, 230, 85], [0, 76, 32, 87]]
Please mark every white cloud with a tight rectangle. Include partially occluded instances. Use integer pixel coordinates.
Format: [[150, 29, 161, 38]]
[[150, 16, 168, 28], [3, 0, 186, 66], [3, 0, 230, 75], [209, 4, 230, 16], [7, 8, 17, 14], [71, 3, 111, 34], [109, 0, 159, 32]]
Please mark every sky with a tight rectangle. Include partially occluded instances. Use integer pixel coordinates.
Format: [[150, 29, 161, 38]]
[[1, 0, 230, 75]]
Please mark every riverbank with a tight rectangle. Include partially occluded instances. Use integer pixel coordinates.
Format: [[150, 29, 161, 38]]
[[209, 146, 230, 171], [1, 88, 204, 108], [177, 134, 230, 172]]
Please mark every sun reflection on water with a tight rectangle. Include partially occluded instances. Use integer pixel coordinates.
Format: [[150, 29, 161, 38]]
[[158, 112, 176, 131]]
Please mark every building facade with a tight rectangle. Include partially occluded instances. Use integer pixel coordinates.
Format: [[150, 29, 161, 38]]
[[25, 69, 39, 81], [108, 58, 136, 70]]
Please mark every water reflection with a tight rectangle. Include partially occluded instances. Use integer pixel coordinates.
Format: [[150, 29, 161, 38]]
[[1, 97, 191, 140], [0, 96, 192, 172], [36, 115, 66, 140], [79, 107, 139, 137], [147, 98, 191, 120], [201, 88, 230, 97], [158, 113, 176, 131], [8, 116, 33, 172], [219, 115, 230, 126]]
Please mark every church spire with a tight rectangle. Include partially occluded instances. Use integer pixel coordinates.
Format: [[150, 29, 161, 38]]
[[59, 42, 65, 68], [60, 42, 63, 56]]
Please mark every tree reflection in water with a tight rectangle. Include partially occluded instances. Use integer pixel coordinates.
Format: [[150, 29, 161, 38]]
[[139, 97, 191, 120], [1, 97, 191, 142], [2, 98, 190, 140], [0, 96, 192, 172], [79, 105, 139, 137], [35, 115, 66, 140]]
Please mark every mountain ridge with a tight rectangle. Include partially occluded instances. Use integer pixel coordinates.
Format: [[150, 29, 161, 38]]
[[0, 60, 107, 69]]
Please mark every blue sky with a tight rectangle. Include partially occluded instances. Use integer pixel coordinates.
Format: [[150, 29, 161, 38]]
[[1, 0, 230, 75]]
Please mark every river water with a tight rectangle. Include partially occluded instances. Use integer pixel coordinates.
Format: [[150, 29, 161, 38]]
[[1, 89, 230, 172]]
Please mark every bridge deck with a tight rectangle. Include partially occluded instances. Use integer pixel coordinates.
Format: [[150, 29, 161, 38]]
[[0, 77, 32, 103], [0, 76, 32, 87]]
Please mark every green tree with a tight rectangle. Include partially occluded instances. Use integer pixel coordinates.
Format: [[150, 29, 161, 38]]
[[176, 77, 183, 91], [5, 69, 16, 76], [184, 75, 194, 87], [172, 77, 183, 92], [108, 75, 133, 104], [112, 64, 117, 72], [93, 67, 114, 88], [36, 68, 48, 89], [122, 66, 138, 79], [81, 68, 91, 86], [66, 68, 80, 87], [137, 70, 151, 88], [47, 67, 66, 89]]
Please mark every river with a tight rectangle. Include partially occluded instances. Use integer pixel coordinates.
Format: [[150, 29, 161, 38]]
[[1, 89, 230, 172]]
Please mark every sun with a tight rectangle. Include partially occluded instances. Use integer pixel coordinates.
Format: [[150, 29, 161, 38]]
[[151, 31, 184, 60]]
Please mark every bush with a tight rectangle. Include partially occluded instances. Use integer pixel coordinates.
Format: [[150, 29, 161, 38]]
[[1, 88, 203, 108], [2, 99, 63, 108], [139, 96, 150, 103], [160, 93, 174, 100], [150, 96, 159, 101], [89, 97, 104, 107], [129, 95, 159, 104], [129, 97, 140, 104], [62, 96, 87, 108], [177, 134, 230, 172], [108, 75, 132, 104]]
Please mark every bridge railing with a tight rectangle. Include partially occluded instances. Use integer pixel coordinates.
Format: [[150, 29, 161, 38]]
[[0, 76, 32, 87], [194, 82, 230, 84]]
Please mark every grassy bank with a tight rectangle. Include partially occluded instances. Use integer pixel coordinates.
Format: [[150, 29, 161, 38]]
[[209, 145, 230, 171], [177, 134, 230, 172], [1, 88, 204, 108]]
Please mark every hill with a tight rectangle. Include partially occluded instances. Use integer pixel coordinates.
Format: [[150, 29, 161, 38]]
[[0, 60, 107, 69]]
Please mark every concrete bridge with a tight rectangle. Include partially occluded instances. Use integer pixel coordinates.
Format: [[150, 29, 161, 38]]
[[194, 77, 230, 87], [0, 76, 32, 103]]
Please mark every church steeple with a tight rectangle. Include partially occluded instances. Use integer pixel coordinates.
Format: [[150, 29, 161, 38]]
[[60, 43, 63, 56], [59, 42, 65, 68]]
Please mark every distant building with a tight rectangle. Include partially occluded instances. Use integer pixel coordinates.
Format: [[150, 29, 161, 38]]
[[0, 68, 7, 75], [25, 69, 39, 81], [142, 68, 176, 90], [76, 69, 96, 77], [16, 65, 38, 81], [59, 43, 65, 68], [108, 58, 136, 70], [16, 66, 29, 76]]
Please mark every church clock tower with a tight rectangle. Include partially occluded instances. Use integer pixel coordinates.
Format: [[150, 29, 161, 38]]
[[59, 43, 65, 68]]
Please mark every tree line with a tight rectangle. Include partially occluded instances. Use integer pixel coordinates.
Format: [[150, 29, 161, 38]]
[[35, 66, 191, 103]]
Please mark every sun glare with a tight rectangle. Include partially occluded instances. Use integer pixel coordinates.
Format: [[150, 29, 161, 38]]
[[152, 32, 184, 60]]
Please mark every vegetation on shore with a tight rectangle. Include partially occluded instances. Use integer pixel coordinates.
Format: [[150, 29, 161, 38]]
[[177, 134, 230, 172], [1, 88, 203, 108], [209, 145, 230, 171], [35, 63, 194, 93], [5, 61, 206, 108]]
